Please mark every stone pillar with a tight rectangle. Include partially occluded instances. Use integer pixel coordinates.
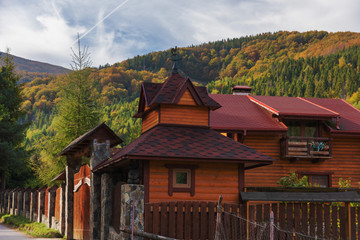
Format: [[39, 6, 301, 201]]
[[37, 188, 45, 223], [18, 189, 23, 216], [7, 190, 12, 214], [100, 173, 113, 240], [90, 139, 110, 240], [47, 187, 57, 228], [59, 183, 66, 235], [30, 190, 37, 221], [11, 189, 17, 215], [65, 165, 74, 240], [23, 190, 29, 218], [120, 184, 144, 240]]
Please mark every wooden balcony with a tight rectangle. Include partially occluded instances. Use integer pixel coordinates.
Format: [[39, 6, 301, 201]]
[[281, 136, 332, 161]]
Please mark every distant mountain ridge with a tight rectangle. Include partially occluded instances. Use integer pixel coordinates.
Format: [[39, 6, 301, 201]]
[[0, 51, 70, 82]]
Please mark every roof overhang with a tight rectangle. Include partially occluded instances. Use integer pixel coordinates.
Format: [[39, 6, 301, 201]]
[[93, 154, 273, 173], [58, 122, 122, 158], [241, 191, 360, 202]]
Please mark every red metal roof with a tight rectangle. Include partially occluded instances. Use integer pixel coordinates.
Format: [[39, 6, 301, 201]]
[[93, 125, 275, 172], [305, 98, 360, 134], [249, 96, 340, 118], [210, 94, 286, 131], [209, 94, 360, 133]]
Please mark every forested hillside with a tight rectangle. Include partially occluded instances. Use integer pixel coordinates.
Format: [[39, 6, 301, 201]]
[[21, 31, 360, 185], [0, 51, 70, 83]]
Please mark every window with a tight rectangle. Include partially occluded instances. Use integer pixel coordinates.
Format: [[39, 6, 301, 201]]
[[173, 169, 191, 188], [285, 120, 320, 137], [297, 171, 333, 188], [165, 165, 198, 196]]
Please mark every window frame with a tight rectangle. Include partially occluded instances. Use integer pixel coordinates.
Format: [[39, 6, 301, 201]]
[[284, 120, 322, 138], [296, 171, 333, 187], [165, 164, 198, 196]]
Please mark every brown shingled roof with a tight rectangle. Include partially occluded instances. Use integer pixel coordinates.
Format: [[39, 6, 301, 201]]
[[135, 73, 221, 117], [93, 125, 275, 172], [58, 122, 122, 157]]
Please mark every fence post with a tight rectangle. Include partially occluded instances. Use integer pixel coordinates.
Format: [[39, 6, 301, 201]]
[[23, 189, 29, 218], [30, 189, 37, 221], [100, 173, 113, 240], [90, 139, 109, 240], [120, 184, 144, 240], [215, 195, 223, 240], [345, 202, 351, 240], [270, 211, 274, 240]]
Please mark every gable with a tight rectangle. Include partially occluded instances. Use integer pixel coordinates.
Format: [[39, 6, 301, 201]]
[[177, 89, 197, 106]]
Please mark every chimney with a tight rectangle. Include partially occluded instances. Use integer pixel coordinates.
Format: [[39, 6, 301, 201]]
[[232, 85, 252, 95]]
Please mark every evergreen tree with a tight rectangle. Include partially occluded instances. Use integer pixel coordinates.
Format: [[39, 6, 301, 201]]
[[30, 37, 100, 185], [0, 51, 30, 188]]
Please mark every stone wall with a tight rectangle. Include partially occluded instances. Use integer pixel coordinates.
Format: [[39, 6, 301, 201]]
[[0, 182, 146, 240]]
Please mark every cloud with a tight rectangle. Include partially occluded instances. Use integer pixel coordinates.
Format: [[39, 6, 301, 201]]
[[1, 0, 359, 68]]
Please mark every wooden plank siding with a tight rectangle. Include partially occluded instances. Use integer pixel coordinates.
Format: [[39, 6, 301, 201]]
[[177, 89, 197, 106], [243, 134, 360, 187], [142, 109, 159, 133], [54, 186, 61, 221], [160, 105, 208, 126], [149, 161, 240, 203], [73, 165, 91, 240]]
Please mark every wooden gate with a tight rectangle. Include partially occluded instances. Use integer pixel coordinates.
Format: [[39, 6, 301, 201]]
[[73, 164, 91, 239]]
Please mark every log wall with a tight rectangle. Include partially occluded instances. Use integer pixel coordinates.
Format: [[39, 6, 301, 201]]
[[142, 109, 159, 133], [244, 134, 360, 188], [160, 105, 208, 126], [149, 161, 240, 203]]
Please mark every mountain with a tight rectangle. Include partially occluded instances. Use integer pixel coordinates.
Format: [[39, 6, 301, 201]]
[[22, 30, 360, 152], [0, 51, 70, 83]]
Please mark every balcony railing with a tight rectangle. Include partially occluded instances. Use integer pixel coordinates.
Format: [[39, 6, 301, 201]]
[[281, 136, 332, 160]]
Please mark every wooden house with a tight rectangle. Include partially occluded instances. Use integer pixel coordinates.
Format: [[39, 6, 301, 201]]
[[93, 67, 275, 204], [210, 88, 360, 188]]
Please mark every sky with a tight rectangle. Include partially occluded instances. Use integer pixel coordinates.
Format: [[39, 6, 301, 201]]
[[1, 0, 360, 69]]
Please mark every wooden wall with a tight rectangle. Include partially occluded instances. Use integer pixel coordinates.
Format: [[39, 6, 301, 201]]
[[73, 165, 91, 240], [160, 105, 208, 126], [44, 187, 49, 217], [177, 89, 196, 106], [149, 161, 239, 203], [243, 134, 360, 188], [54, 187, 61, 221], [142, 109, 159, 132]]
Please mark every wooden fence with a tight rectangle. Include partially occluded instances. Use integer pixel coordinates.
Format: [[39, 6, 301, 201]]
[[144, 201, 360, 240]]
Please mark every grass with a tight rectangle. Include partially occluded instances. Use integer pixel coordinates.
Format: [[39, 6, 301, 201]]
[[0, 213, 63, 238]]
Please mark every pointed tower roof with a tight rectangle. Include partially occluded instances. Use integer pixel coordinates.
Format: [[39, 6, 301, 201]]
[[134, 72, 221, 117]]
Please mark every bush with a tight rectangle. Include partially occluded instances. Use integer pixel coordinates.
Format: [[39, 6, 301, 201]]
[[277, 171, 311, 188], [0, 214, 62, 238]]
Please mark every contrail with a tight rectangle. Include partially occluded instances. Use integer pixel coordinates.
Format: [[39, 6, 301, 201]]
[[72, 0, 130, 45], [51, 0, 61, 20]]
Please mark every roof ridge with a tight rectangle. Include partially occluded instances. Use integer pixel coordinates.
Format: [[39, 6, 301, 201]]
[[340, 99, 360, 114], [298, 97, 340, 116], [247, 95, 280, 115], [149, 74, 173, 105]]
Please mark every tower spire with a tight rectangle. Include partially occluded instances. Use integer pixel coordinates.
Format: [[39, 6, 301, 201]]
[[171, 46, 179, 74]]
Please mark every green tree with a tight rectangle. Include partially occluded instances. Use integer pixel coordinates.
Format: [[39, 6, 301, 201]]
[[0, 51, 30, 188], [30, 37, 100, 184]]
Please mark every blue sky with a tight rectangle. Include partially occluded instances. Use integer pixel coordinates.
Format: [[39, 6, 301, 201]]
[[1, 0, 359, 68]]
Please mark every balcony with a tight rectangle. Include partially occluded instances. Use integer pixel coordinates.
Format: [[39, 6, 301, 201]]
[[281, 136, 332, 161]]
